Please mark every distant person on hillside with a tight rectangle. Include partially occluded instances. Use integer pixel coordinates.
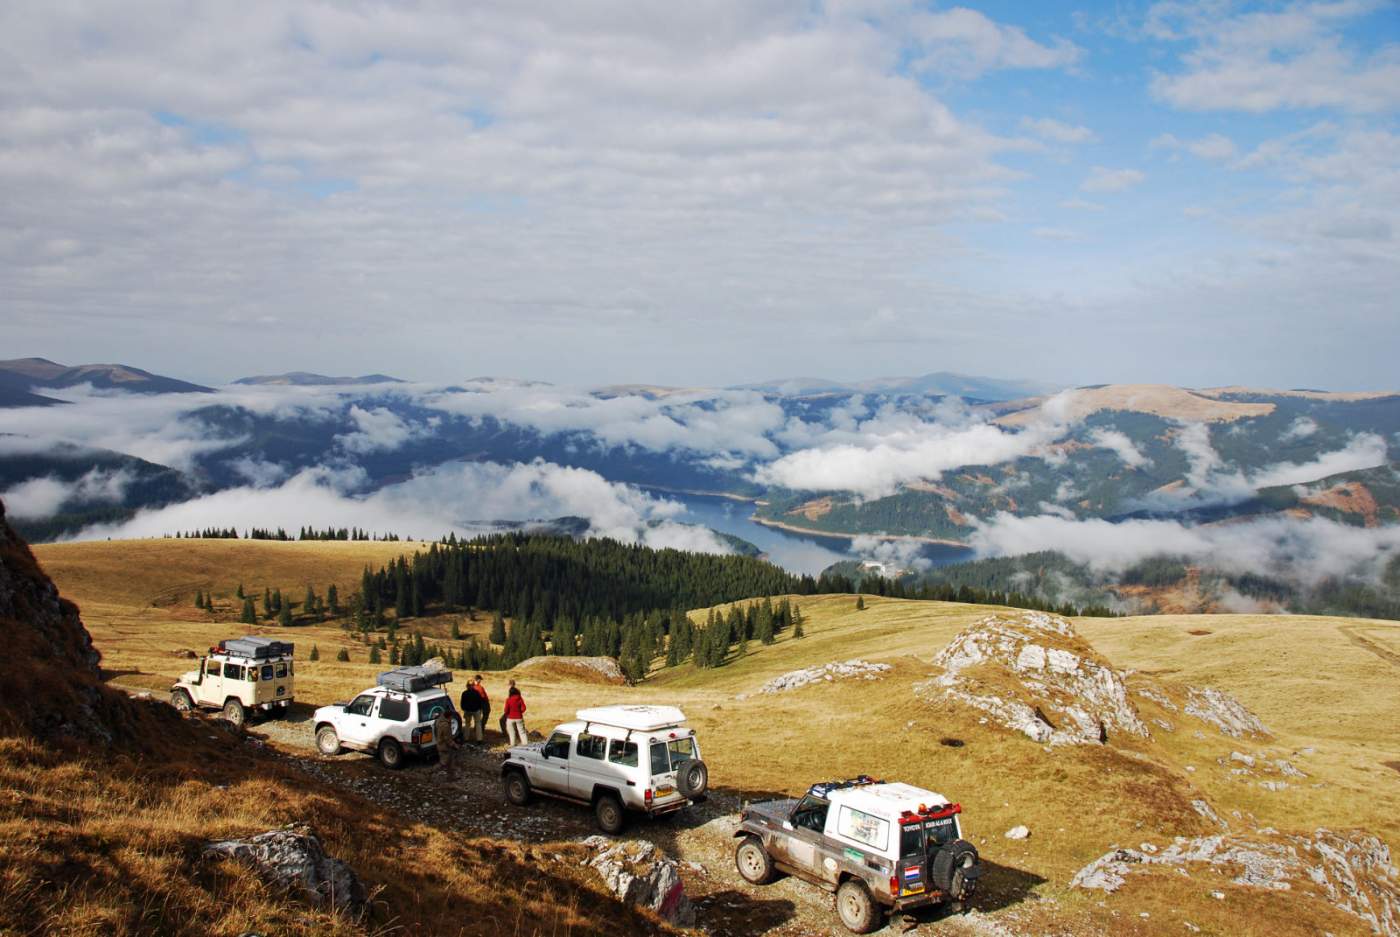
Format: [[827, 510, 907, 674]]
[[433, 708, 461, 779], [504, 684, 528, 746], [458, 680, 483, 743], [472, 674, 490, 743]]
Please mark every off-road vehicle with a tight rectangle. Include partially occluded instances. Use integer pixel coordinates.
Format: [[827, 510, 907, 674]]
[[500, 705, 709, 834], [734, 776, 980, 934], [312, 666, 461, 769], [170, 636, 294, 726]]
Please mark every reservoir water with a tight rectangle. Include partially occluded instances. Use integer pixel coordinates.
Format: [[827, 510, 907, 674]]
[[667, 492, 974, 577]]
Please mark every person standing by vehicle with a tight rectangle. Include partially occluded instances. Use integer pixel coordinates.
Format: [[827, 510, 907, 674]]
[[472, 674, 491, 743], [504, 683, 528, 746], [458, 679, 483, 744], [433, 707, 461, 779]]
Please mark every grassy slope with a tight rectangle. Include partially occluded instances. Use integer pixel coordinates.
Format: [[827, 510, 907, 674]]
[[32, 540, 1400, 936]]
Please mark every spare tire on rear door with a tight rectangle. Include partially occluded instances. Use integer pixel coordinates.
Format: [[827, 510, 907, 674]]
[[930, 839, 981, 900], [675, 758, 709, 798]]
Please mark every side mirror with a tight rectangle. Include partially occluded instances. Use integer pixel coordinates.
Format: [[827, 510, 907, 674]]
[[541, 749, 550, 759]]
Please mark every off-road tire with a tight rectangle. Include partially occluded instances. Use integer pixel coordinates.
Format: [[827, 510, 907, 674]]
[[735, 835, 775, 885], [221, 699, 246, 727], [316, 725, 342, 755], [675, 758, 710, 798], [170, 690, 193, 713], [931, 839, 980, 901], [835, 879, 881, 934], [504, 769, 532, 806], [377, 737, 404, 769], [594, 793, 626, 835]]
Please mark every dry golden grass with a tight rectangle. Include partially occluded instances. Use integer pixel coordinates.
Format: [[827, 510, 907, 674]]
[[26, 541, 1400, 936]]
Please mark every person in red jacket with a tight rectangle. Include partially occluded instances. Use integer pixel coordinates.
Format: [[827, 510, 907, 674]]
[[504, 682, 527, 746]]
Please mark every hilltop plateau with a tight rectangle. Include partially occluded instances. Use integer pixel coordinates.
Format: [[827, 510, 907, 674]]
[[22, 535, 1400, 936]]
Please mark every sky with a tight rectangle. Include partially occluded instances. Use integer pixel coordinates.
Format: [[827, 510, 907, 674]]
[[2, 0, 1398, 390]]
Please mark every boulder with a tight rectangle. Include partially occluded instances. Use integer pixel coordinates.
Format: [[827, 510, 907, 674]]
[[202, 826, 366, 915], [1005, 825, 1031, 840], [581, 836, 695, 926], [749, 659, 892, 696], [917, 611, 1147, 746], [1184, 686, 1270, 738]]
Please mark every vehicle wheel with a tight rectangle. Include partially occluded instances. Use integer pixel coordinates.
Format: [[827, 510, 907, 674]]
[[504, 770, 532, 806], [377, 737, 404, 769], [930, 839, 980, 901], [594, 793, 626, 835], [835, 879, 882, 934], [675, 758, 709, 798], [170, 690, 193, 713], [316, 725, 342, 755], [735, 835, 775, 885], [221, 699, 246, 728]]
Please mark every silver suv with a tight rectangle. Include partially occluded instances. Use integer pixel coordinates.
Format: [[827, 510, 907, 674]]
[[313, 666, 460, 769]]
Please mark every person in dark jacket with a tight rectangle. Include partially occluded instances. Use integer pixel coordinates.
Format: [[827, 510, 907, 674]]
[[504, 683, 528, 746], [458, 682, 482, 743], [471, 674, 490, 742], [433, 708, 462, 779]]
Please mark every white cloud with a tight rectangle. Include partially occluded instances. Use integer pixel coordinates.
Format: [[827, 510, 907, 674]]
[[67, 459, 733, 554], [1, 467, 134, 519], [1250, 432, 1387, 487], [1081, 166, 1145, 192], [1020, 116, 1096, 144], [909, 7, 1082, 78], [335, 405, 434, 454], [1280, 416, 1318, 441], [1088, 428, 1152, 468], [1152, 131, 1237, 161], [1148, 0, 1400, 114]]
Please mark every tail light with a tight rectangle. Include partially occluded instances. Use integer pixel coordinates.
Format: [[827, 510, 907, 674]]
[[889, 876, 899, 897], [644, 788, 653, 803]]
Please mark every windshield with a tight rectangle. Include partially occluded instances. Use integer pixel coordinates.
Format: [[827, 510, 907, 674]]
[[926, 815, 959, 846], [649, 737, 696, 775], [901, 824, 925, 859]]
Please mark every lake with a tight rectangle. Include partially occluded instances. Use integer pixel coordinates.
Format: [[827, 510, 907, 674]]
[[666, 492, 975, 577]]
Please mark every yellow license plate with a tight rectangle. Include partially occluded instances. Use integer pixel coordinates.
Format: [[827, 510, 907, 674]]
[[655, 786, 675, 797], [902, 883, 924, 895]]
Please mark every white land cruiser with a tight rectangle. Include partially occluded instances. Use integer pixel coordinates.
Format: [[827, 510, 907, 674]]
[[313, 666, 461, 769], [501, 705, 710, 834], [736, 777, 981, 933], [170, 636, 294, 727]]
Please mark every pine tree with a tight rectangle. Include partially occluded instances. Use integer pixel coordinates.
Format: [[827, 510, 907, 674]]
[[336, 647, 350, 662], [369, 645, 382, 664], [327, 583, 340, 615], [855, 595, 866, 611], [490, 610, 506, 645], [194, 589, 204, 609], [304, 586, 316, 618], [279, 604, 292, 628], [450, 620, 461, 640], [240, 596, 256, 624], [309, 644, 320, 661], [236, 582, 244, 599], [389, 644, 400, 665], [263, 587, 272, 617]]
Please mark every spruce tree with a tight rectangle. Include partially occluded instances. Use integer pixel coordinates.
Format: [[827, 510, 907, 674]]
[[490, 610, 506, 645], [855, 595, 866, 611], [240, 597, 256, 624], [236, 582, 244, 599], [336, 647, 350, 662], [327, 583, 340, 615], [194, 589, 203, 609], [309, 644, 320, 661], [304, 586, 316, 618], [450, 620, 461, 640], [369, 645, 382, 665]]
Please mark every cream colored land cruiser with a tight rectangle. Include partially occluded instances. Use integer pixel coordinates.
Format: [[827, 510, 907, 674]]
[[170, 636, 294, 726]]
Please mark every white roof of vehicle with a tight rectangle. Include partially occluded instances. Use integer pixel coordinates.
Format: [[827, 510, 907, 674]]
[[831, 782, 950, 817], [576, 705, 686, 732]]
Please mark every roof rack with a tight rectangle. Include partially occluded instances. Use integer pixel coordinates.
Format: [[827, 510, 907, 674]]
[[808, 775, 883, 799], [215, 636, 295, 660], [377, 666, 453, 693]]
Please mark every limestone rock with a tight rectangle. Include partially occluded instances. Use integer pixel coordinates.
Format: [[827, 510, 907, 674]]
[[1184, 686, 1270, 738], [917, 611, 1147, 746], [752, 659, 891, 696], [581, 836, 695, 926], [202, 826, 366, 915], [1005, 825, 1031, 840]]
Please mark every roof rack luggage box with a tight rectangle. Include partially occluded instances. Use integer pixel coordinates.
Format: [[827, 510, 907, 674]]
[[575, 705, 687, 732], [221, 636, 295, 659], [377, 666, 453, 693]]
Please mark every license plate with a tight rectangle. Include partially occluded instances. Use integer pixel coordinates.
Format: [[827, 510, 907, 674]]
[[902, 882, 925, 895], [655, 786, 675, 797]]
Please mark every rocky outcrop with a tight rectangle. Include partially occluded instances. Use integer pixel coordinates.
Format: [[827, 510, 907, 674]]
[[202, 826, 366, 916], [1184, 685, 1270, 738], [1072, 829, 1400, 935], [514, 655, 627, 685], [744, 659, 891, 697], [917, 611, 1147, 745], [581, 836, 695, 926]]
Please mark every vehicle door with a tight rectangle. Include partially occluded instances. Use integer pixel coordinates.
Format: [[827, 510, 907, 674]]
[[376, 694, 413, 745], [339, 694, 381, 749], [774, 795, 830, 873], [416, 695, 458, 744], [569, 730, 613, 799], [197, 657, 221, 705], [532, 731, 572, 793], [647, 736, 697, 802]]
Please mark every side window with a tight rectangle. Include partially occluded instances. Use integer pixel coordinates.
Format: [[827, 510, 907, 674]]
[[837, 805, 890, 851], [223, 663, 244, 680], [649, 741, 669, 774], [544, 732, 571, 759], [260, 665, 274, 681], [204, 659, 219, 678], [346, 694, 376, 717], [378, 697, 411, 722], [607, 739, 639, 767], [274, 662, 288, 678], [792, 795, 830, 833], [576, 732, 607, 761], [667, 738, 695, 764]]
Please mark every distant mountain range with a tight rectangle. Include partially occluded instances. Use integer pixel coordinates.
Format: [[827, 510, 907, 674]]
[[233, 372, 405, 387], [736, 371, 1062, 402], [0, 358, 212, 400]]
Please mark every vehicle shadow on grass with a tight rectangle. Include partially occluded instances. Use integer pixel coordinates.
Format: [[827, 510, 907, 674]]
[[961, 858, 1047, 914], [692, 889, 798, 933]]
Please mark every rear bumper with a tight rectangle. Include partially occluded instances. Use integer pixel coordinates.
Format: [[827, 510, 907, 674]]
[[255, 699, 292, 712], [892, 891, 946, 912], [646, 798, 689, 817]]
